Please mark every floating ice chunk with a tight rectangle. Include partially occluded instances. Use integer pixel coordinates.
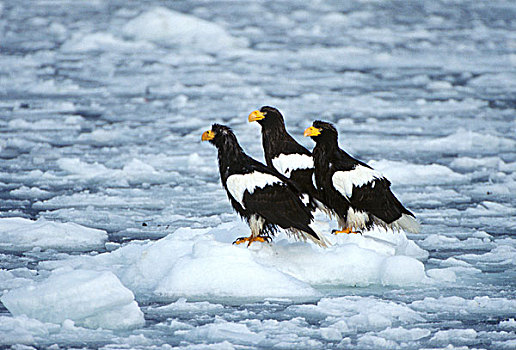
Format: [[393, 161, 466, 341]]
[[261, 241, 426, 287], [430, 329, 477, 346], [80, 301, 144, 330], [426, 268, 457, 282], [156, 240, 317, 299], [148, 297, 225, 316], [57, 158, 113, 179], [117, 230, 206, 295], [499, 318, 516, 330], [9, 186, 53, 200], [464, 201, 516, 217], [425, 129, 516, 153], [439, 257, 473, 268], [369, 160, 467, 186], [0, 217, 107, 252], [493, 339, 516, 350], [411, 296, 516, 315], [324, 225, 400, 255], [8, 118, 81, 131], [182, 320, 266, 346], [422, 234, 459, 246], [468, 72, 516, 89], [244, 317, 322, 348], [427, 81, 453, 90], [123, 158, 160, 176], [48, 22, 67, 40], [290, 296, 424, 331], [247, 224, 426, 287], [457, 245, 516, 265], [33, 192, 167, 211], [380, 256, 426, 286], [77, 128, 131, 146], [421, 234, 493, 252], [1, 270, 144, 330], [356, 128, 514, 156], [320, 326, 342, 341], [122, 7, 247, 52], [0, 315, 59, 346], [449, 156, 503, 171], [22, 78, 80, 95], [0, 269, 35, 295], [54, 157, 179, 187], [377, 327, 431, 341], [37, 227, 213, 295], [61, 32, 154, 52], [266, 243, 387, 286], [357, 334, 398, 349], [38, 222, 428, 299]]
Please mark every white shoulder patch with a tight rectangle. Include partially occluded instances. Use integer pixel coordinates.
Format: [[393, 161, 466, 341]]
[[272, 153, 314, 177], [332, 165, 384, 198], [226, 171, 283, 208]]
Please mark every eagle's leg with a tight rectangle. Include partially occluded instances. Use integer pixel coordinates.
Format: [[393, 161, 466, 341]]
[[332, 227, 362, 235], [233, 235, 271, 246], [233, 215, 271, 247]]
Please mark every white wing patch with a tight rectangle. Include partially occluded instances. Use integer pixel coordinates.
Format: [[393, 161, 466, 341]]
[[332, 165, 384, 198], [226, 171, 283, 208], [272, 154, 313, 177]]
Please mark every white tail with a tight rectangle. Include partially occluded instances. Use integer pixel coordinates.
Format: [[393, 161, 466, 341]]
[[391, 214, 421, 234], [308, 221, 331, 248]]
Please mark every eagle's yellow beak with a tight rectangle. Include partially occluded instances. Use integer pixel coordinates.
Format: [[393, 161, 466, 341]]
[[201, 130, 215, 141], [304, 126, 321, 137], [248, 110, 266, 122]]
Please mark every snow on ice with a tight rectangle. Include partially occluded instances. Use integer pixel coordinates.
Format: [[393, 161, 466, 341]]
[[1, 269, 144, 330], [121, 7, 248, 52], [0, 217, 107, 252], [29, 222, 428, 301]]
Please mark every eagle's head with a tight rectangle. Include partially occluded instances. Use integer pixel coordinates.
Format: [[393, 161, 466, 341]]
[[248, 106, 285, 128], [201, 123, 238, 148], [304, 120, 338, 143]]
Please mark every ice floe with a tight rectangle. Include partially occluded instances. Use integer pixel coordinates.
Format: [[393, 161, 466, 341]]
[[121, 7, 247, 52], [52, 157, 180, 187], [61, 32, 154, 53], [369, 160, 468, 186], [1, 269, 144, 330], [32, 221, 429, 302], [410, 296, 516, 315], [0, 217, 107, 252], [0, 315, 59, 346]]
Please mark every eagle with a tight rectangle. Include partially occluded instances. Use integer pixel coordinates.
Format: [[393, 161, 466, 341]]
[[202, 123, 328, 247], [304, 120, 420, 234], [248, 106, 329, 212]]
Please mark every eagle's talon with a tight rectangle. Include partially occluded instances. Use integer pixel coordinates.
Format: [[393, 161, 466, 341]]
[[261, 235, 272, 243], [332, 228, 361, 235], [233, 237, 248, 245], [233, 235, 271, 247]]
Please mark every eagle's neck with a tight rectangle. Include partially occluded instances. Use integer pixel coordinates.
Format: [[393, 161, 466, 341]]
[[312, 136, 339, 170], [216, 139, 246, 183], [313, 136, 357, 170], [261, 123, 289, 163], [313, 141, 330, 168]]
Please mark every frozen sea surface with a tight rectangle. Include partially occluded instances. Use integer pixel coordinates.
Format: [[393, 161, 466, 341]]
[[1, 0, 515, 349]]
